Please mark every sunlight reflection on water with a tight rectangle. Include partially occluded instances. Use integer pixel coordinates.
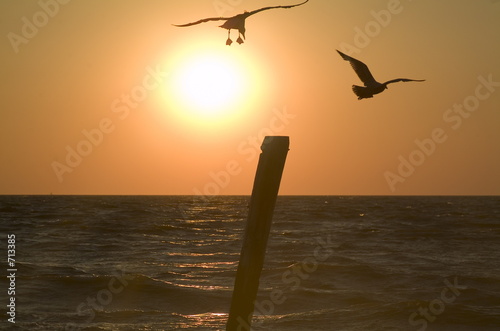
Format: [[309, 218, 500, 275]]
[[177, 312, 228, 329]]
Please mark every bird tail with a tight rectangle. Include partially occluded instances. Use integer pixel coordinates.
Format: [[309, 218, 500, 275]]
[[352, 85, 373, 100]]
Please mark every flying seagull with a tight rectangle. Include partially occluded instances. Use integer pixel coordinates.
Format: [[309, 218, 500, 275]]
[[173, 0, 309, 46], [337, 50, 425, 100]]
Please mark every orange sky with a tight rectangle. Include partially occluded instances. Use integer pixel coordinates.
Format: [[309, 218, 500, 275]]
[[1, 0, 499, 195]]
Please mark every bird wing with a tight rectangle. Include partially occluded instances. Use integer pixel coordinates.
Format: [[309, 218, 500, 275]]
[[173, 0, 308, 26], [337, 50, 377, 87], [172, 16, 231, 27], [246, 0, 309, 17], [384, 78, 426, 85]]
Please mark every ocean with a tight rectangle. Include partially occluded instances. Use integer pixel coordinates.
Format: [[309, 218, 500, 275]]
[[0, 195, 499, 330]]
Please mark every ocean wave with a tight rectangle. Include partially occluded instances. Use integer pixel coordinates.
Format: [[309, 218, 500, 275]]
[[3, 195, 500, 330]]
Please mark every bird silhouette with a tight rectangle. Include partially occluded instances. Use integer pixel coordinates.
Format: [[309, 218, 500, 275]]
[[337, 50, 425, 100], [173, 0, 309, 46]]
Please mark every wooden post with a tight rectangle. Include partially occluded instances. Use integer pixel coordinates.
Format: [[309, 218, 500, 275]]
[[226, 136, 290, 331]]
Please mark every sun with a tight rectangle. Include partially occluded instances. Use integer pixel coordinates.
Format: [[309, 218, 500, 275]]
[[176, 55, 243, 117], [159, 42, 270, 134]]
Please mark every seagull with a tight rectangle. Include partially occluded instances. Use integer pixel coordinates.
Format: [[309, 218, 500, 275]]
[[173, 0, 309, 46], [337, 50, 425, 100]]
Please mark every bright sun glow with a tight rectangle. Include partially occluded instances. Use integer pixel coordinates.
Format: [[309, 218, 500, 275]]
[[175, 55, 243, 118], [159, 42, 270, 134]]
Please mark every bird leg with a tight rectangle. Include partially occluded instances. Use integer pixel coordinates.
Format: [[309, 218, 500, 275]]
[[236, 32, 244, 44], [226, 29, 233, 46]]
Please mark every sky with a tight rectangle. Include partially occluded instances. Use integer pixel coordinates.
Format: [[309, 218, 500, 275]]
[[1, 0, 499, 195]]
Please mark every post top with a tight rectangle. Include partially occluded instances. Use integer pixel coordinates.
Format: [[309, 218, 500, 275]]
[[261, 136, 289, 152]]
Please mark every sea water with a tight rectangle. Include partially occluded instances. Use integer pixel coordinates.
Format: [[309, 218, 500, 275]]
[[0, 195, 499, 330]]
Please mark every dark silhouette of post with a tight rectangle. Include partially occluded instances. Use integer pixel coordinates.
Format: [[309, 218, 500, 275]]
[[226, 136, 290, 331]]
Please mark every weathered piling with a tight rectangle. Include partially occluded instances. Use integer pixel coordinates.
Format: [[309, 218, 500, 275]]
[[226, 136, 290, 331]]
